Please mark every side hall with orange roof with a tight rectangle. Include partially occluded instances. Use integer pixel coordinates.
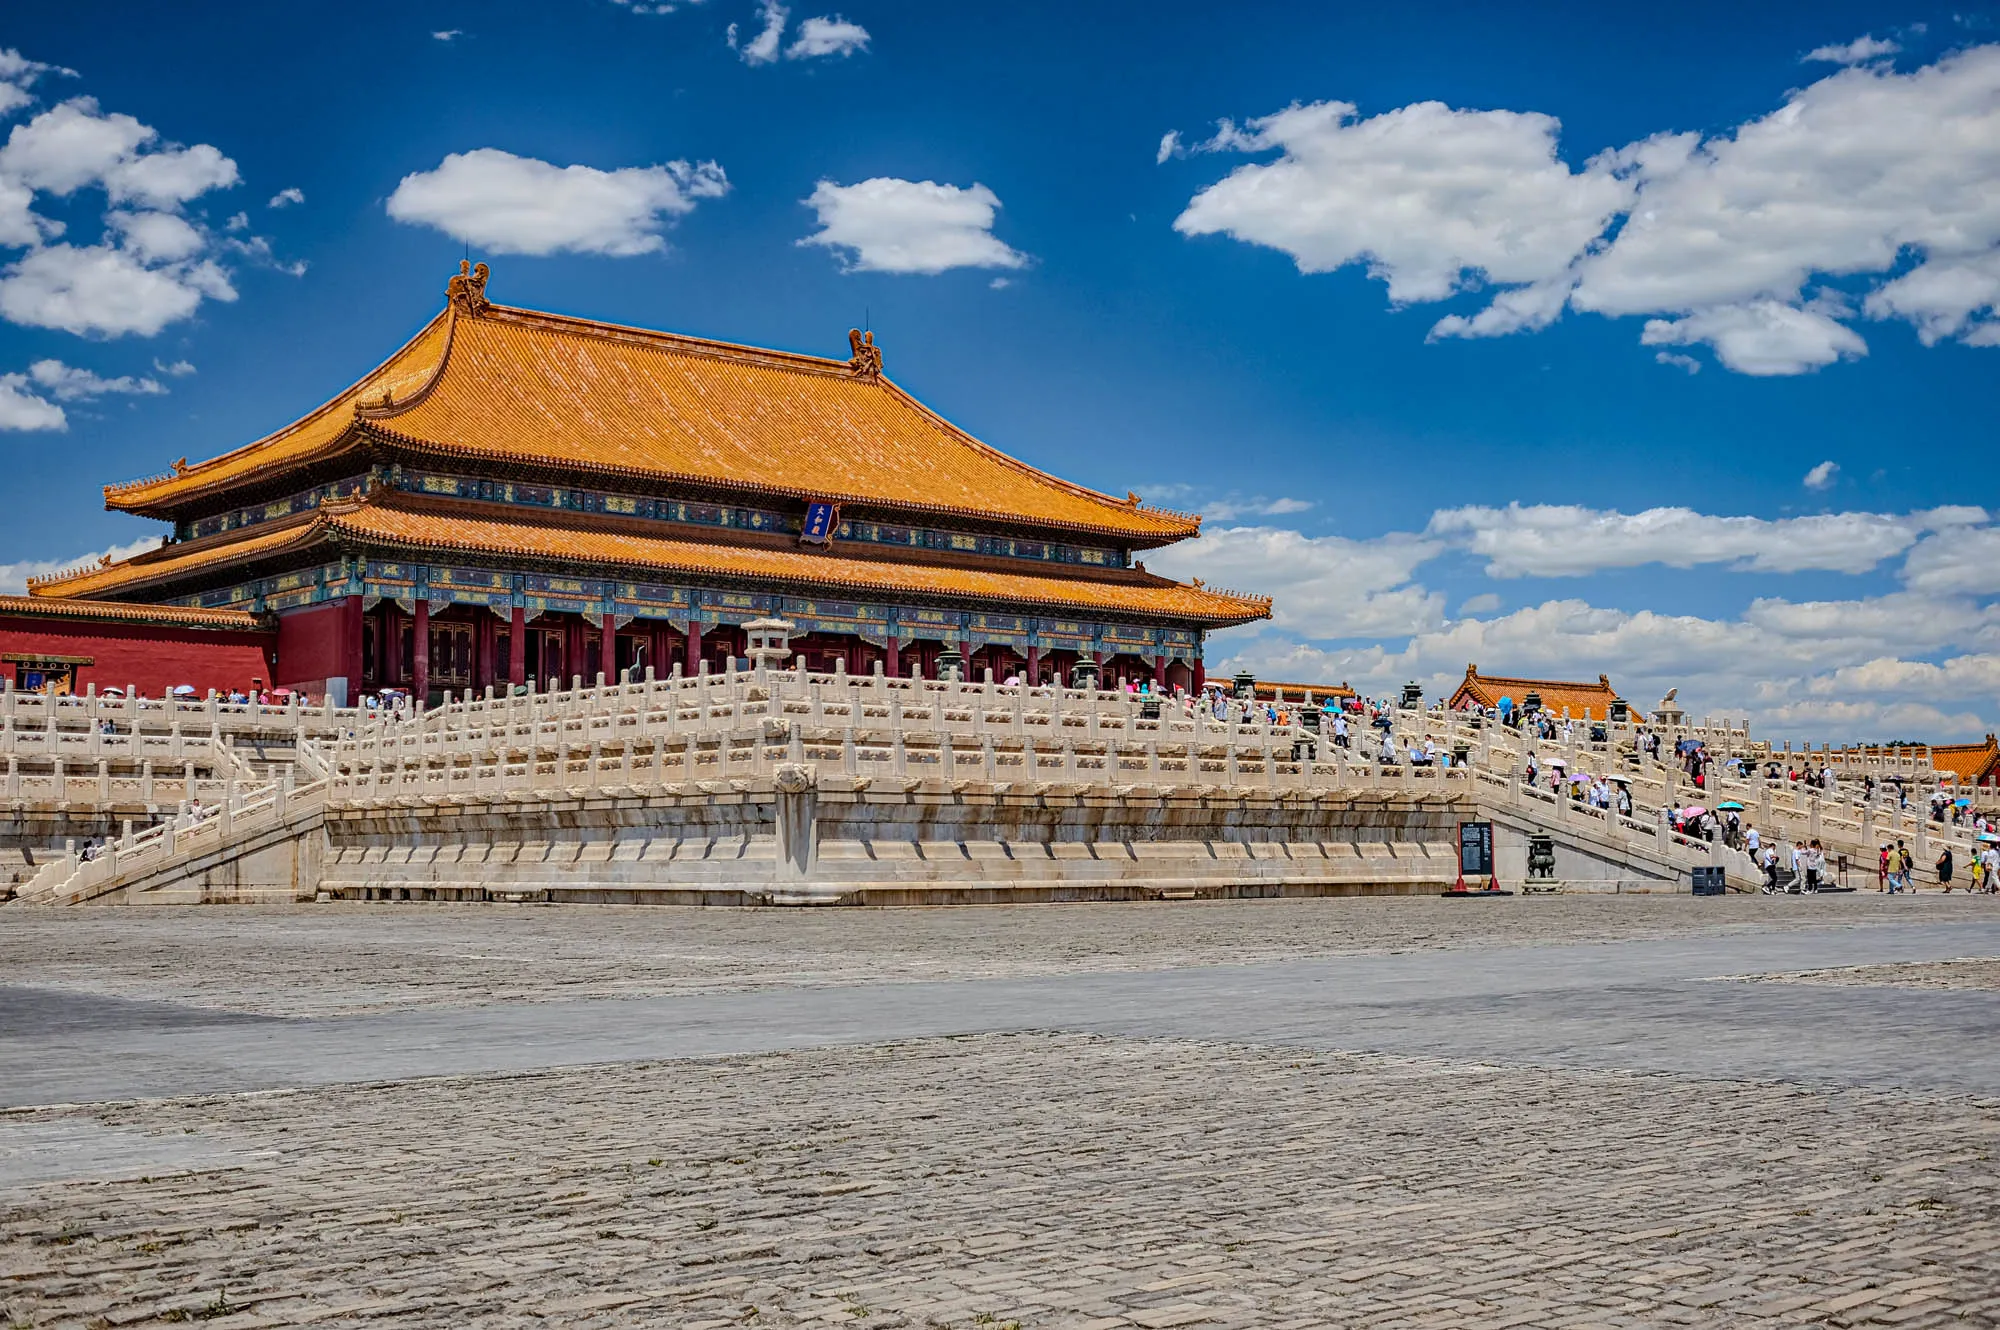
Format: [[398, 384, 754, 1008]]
[[25, 263, 1268, 704], [1448, 664, 1631, 721], [0, 596, 275, 699]]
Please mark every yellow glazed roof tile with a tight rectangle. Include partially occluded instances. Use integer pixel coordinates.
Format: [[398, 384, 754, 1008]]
[[0, 595, 266, 630], [105, 275, 1200, 543]]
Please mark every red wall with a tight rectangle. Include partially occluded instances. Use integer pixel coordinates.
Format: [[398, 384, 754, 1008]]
[[274, 598, 353, 698], [0, 613, 276, 699]]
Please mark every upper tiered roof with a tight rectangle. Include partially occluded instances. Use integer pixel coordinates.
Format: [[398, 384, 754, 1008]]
[[105, 263, 1201, 546]]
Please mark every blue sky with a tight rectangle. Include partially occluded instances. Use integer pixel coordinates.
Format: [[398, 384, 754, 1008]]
[[2, 3, 1998, 740]]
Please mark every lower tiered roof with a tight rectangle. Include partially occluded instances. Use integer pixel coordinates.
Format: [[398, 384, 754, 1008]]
[[31, 493, 1271, 628]]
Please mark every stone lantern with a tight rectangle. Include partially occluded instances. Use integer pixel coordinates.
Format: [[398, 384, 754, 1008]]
[[742, 617, 796, 670], [1231, 670, 1256, 699], [1400, 681, 1423, 709]]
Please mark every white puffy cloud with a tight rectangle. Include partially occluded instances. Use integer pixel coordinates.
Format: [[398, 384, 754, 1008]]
[[26, 358, 163, 400], [0, 534, 161, 593], [153, 357, 194, 376], [1425, 503, 1985, 578], [1151, 524, 1446, 639], [1901, 527, 2000, 597], [788, 15, 869, 59], [1639, 302, 1867, 376], [1804, 34, 1900, 65], [1208, 588, 2000, 741], [0, 99, 149, 195], [0, 356, 166, 433], [1174, 100, 1630, 305], [1863, 249, 2000, 344], [0, 76, 254, 339], [1803, 460, 1839, 491], [0, 99, 236, 209], [0, 243, 234, 336], [0, 371, 65, 430], [1175, 498, 2000, 741], [728, 0, 788, 64], [1570, 50, 2000, 351], [268, 186, 304, 208], [0, 173, 46, 248], [1171, 45, 2000, 374], [385, 148, 728, 257], [0, 48, 72, 117], [728, 2, 866, 64], [107, 210, 205, 263], [800, 178, 1028, 275]]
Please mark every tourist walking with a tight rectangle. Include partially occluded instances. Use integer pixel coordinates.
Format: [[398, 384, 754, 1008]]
[[1937, 846, 1954, 891]]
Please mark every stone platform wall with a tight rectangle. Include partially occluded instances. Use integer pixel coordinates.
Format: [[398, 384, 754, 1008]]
[[322, 776, 1471, 906]]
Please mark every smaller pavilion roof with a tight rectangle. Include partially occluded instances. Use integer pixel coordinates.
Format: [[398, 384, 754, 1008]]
[[1449, 663, 1627, 720], [1224, 677, 1358, 702], [0, 595, 268, 632], [1930, 735, 2000, 784]]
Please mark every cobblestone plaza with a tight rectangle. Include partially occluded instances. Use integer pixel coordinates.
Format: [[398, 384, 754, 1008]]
[[4, 896, 1999, 1328]]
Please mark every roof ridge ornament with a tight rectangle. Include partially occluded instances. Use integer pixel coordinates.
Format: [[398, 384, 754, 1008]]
[[846, 327, 882, 379], [447, 259, 491, 315]]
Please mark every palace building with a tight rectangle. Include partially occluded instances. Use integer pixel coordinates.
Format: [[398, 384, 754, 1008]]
[[1448, 664, 1630, 721], [22, 263, 1268, 702]]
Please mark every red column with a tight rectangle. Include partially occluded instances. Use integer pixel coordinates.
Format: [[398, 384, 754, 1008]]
[[885, 634, 900, 677], [1194, 656, 1206, 692], [1153, 654, 1166, 686], [509, 606, 526, 687], [1027, 645, 1041, 686], [412, 597, 431, 701], [688, 621, 704, 673], [601, 612, 616, 681], [652, 623, 672, 676]]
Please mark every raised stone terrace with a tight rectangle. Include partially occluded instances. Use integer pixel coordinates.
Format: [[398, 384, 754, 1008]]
[[4, 665, 1988, 906]]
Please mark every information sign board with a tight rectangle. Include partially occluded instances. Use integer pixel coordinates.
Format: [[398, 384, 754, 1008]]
[[1458, 821, 1494, 877]]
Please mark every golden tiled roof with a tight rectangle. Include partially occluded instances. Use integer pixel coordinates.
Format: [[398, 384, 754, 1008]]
[[1231, 677, 1358, 701], [1930, 737, 1999, 784], [1449, 663, 1626, 720], [28, 520, 317, 600], [38, 494, 1270, 628], [103, 313, 453, 514], [105, 274, 1201, 544], [1842, 736, 1999, 784], [0, 594, 267, 631]]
